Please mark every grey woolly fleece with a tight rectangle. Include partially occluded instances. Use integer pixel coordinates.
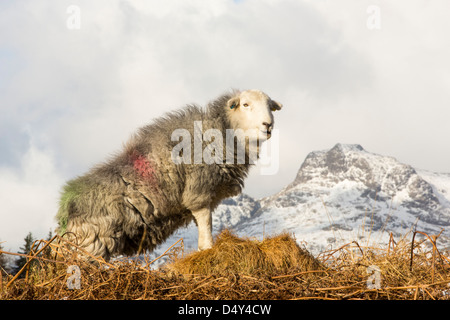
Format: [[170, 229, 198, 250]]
[[56, 91, 254, 260]]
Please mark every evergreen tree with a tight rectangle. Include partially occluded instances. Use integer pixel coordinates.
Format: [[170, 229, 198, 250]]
[[0, 240, 9, 275], [42, 229, 54, 259], [45, 229, 53, 241], [14, 232, 35, 276]]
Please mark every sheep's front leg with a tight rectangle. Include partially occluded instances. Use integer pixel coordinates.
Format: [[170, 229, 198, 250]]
[[191, 207, 213, 250]]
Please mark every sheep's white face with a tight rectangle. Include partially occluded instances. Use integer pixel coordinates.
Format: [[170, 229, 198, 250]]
[[227, 90, 282, 141]]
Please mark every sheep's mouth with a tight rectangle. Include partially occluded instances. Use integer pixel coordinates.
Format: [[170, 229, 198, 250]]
[[260, 129, 272, 138]]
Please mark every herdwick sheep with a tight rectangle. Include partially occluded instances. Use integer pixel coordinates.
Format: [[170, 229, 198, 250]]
[[56, 89, 283, 260]]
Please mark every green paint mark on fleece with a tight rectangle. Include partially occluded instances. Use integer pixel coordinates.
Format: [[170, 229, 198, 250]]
[[56, 178, 86, 235]]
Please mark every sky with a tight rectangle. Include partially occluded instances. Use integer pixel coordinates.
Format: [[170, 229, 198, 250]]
[[1, 0, 450, 251]]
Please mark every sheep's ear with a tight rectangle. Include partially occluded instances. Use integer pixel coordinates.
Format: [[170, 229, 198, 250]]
[[227, 97, 240, 110], [270, 100, 283, 111]]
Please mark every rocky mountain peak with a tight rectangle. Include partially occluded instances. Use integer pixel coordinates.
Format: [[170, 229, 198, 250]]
[[292, 144, 416, 192], [293, 144, 367, 184], [279, 143, 448, 226]]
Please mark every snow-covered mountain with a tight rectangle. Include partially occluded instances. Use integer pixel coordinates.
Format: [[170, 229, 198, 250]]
[[150, 143, 450, 261]]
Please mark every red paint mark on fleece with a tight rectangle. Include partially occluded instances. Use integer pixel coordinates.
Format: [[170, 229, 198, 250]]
[[130, 152, 156, 182]]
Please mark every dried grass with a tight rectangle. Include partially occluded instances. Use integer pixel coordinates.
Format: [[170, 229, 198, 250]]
[[166, 230, 322, 276], [1, 229, 449, 300]]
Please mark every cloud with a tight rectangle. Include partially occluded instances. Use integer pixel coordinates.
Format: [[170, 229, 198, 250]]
[[1, 0, 450, 249], [0, 137, 62, 251]]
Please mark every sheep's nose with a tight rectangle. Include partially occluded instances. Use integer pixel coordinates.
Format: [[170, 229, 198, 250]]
[[262, 122, 272, 130]]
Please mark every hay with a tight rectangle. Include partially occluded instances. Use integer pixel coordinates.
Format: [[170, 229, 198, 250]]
[[167, 230, 322, 276], [1, 229, 449, 300]]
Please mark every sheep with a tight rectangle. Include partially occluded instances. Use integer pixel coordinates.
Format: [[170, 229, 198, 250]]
[[56, 89, 283, 260]]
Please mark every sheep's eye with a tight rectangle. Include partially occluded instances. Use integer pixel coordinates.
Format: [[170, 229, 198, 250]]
[[270, 107, 277, 112], [243, 103, 249, 107]]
